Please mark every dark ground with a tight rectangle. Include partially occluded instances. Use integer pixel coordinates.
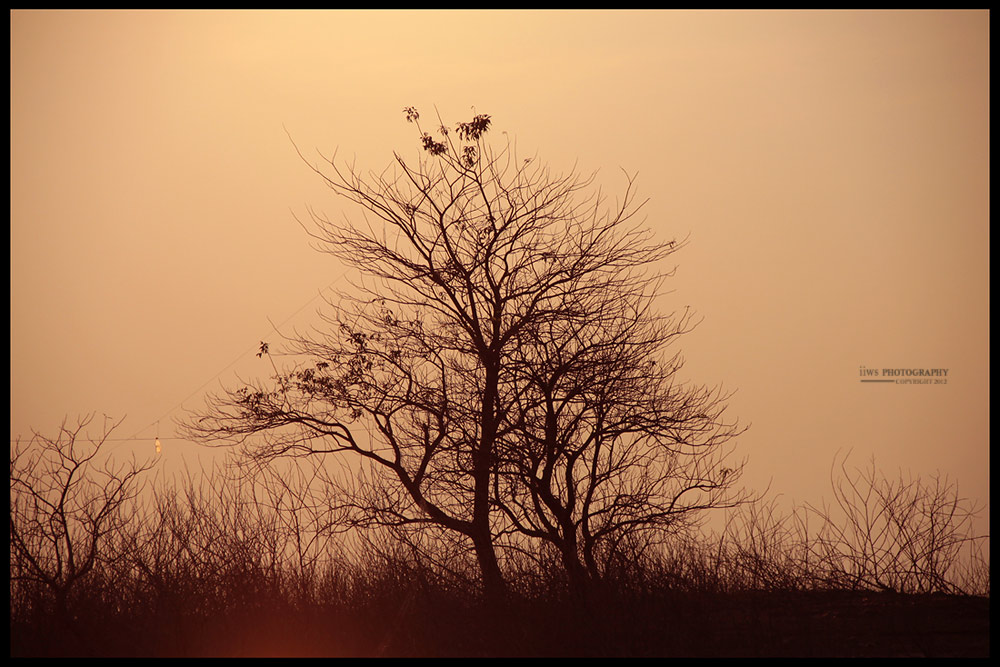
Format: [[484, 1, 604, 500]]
[[11, 589, 989, 657], [382, 589, 991, 658], [652, 590, 990, 658]]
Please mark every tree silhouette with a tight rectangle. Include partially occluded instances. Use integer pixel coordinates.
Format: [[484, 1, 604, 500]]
[[495, 284, 748, 589], [9, 414, 155, 637], [183, 108, 746, 601]]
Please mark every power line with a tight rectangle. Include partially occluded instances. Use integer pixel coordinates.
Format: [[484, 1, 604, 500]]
[[11, 273, 349, 446], [129, 274, 349, 441]]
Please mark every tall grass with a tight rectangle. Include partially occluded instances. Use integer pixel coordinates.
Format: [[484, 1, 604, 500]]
[[10, 448, 989, 656]]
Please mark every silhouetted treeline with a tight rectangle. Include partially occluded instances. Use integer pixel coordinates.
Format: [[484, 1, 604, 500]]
[[10, 424, 989, 657]]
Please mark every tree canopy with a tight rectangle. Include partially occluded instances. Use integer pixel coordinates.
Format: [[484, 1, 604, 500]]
[[183, 107, 747, 600]]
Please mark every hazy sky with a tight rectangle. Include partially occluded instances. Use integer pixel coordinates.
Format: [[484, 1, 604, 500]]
[[10, 10, 989, 523]]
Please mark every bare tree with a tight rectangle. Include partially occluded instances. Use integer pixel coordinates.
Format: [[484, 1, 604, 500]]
[[183, 107, 746, 601], [9, 414, 155, 629], [493, 250, 748, 590]]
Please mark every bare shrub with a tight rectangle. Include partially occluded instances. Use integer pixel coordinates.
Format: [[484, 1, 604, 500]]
[[802, 452, 989, 595], [9, 414, 155, 628]]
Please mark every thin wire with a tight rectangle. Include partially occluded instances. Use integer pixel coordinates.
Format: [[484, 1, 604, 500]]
[[9, 276, 350, 446], [15, 271, 351, 449], [128, 274, 349, 441]]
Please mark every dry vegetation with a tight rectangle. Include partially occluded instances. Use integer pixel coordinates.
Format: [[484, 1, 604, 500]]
[[10, 419, 988, 657]]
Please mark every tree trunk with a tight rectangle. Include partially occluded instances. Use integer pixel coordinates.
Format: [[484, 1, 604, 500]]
[[472, 529, 508, 605], [560, 533, 593, 600], [472, 358, 507, 605]]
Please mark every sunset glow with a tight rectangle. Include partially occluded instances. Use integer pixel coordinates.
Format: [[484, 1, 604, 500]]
[[10, 10, 989, 657]]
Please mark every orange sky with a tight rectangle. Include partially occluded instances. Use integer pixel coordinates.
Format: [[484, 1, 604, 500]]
[[10, 10, 989, 524]]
